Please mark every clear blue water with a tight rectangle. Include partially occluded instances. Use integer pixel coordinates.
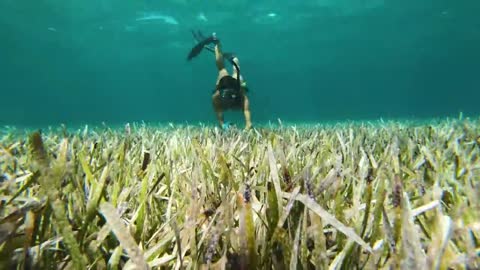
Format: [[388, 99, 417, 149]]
[[1, 0, 479, 128]]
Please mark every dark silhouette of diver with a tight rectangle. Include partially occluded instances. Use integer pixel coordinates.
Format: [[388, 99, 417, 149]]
[[188, 30, 252, 130]]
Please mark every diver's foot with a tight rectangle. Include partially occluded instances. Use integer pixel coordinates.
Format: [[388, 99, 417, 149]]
[[211, 32, 220, 44], [232, 56, 240, 65]]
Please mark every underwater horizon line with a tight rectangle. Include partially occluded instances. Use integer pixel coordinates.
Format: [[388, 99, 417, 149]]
[[1, 113, 479, 133]]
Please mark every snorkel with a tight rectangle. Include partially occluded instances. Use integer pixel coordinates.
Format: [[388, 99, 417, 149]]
[[226, 57, 250, 92], [230, 59, 242, 92]]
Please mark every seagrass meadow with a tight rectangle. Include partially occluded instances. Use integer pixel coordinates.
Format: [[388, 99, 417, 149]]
[[1, 118, 479, 269]]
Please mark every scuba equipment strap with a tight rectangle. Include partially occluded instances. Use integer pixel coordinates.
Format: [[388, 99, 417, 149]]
[[230, 59, 241, 92]]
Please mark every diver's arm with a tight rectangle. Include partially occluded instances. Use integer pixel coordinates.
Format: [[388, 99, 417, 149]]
[[243, 96, 252, 130], [216, 110, 224, 127], [212, 92, 224, 126]]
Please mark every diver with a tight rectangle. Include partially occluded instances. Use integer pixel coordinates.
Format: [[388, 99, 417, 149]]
[[188, 30, 252, 130]]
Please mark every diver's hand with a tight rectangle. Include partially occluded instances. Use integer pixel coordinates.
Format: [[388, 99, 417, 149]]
[[222, 121, 234, 130]]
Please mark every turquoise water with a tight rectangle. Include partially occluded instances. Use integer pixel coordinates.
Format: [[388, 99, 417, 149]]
[[1, 0, 479, 128]]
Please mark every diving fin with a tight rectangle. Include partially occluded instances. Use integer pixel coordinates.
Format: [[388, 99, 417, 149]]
[[193, 30, 207, 42], [187, 35, 218, 61], [191, 30, 223, 55], [188, 30, 237, 63], [191, 30, 204, 44]]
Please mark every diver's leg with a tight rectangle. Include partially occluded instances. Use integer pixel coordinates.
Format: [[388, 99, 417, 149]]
[[242, 95, 252, 130], [215, 43, 230, 84], [216, 69, 229, 85], [215, 43, 225, 71], [212, 91, 224, 126]]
